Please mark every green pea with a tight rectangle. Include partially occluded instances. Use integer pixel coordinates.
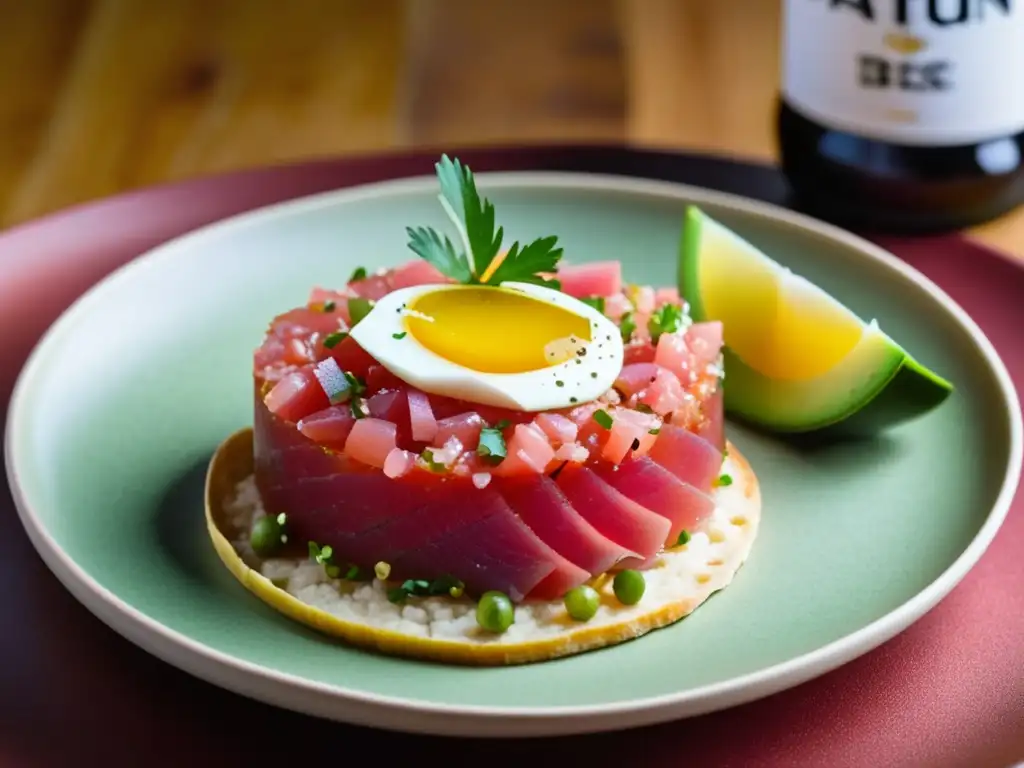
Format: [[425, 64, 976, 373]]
[[476, 591, 514, 633], [564, 585, 600, 621], [250, 515, 283, 558], [612, 569, 646, 606]]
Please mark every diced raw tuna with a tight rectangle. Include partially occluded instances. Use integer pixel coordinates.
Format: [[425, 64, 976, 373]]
[[534, 413, 578, 445], [647, 423, 722, 493], [493, 423, 556, 476], [434, 412, 484, 449], [495, 475, 634, 574], [604, 293, 632, 320], [557, 261, 622, 298], [297, 405, 356, 450], [655, 287, 680, 306], [696, 387, 726, 452], [264, 367, 329, 423], [407, 389, 438, 442], [556, 466, 671, 559], [348, 274, 391, 300], [383, 448, 416, 478], [344, 418, 397, 469], [597, 457, 715, 542], [325, 334, 377, 378], [388, 259, 448, 289]]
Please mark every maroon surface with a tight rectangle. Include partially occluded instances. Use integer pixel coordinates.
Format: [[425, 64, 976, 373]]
[[0, 146, 1021, 768]]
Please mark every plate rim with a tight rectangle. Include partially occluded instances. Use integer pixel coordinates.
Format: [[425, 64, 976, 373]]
[[6, 170, 1021, 737]]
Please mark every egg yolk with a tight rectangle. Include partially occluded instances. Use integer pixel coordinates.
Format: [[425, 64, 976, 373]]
[[405, 287, 592, 374]]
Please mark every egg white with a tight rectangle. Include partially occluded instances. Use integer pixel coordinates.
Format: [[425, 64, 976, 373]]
[[348, 281, 624, 412]]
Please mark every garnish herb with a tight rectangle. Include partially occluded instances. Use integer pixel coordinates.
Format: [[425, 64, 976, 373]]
[[387, 575, 467, 603], [580, 296, 605, 313], [635, 403, 655, 414], [593, 409, 614, 430], [476, 427, 508, 465], [648, 427, 661, 435], [343, 371, 366, 396], [308, 542, 341, 579], [406, 155, 563, 289], [717, 473, 734, 487], [323, 331, 347, 349], [647, 303, 687, 342], [619, 312, 637, 342], [349, 266, 368, 283], [322, 300, 336, 313], [343, 565, 362, 580], [392, 331, 407, 340], [350, 398, 368, 420], [493, 419, 511, 430], [420, 448, 447, 473], [674, 530, 691, 547], [348, 297, 374, 326]]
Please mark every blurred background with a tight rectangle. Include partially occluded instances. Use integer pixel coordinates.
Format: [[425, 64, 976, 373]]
[[0, 0, 778, 228]]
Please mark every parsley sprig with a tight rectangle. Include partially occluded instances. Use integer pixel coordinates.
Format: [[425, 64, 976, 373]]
[[406, 155, 563, 289]]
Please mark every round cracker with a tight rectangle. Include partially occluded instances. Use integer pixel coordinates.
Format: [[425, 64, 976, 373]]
[[205, 428, 761, 666]]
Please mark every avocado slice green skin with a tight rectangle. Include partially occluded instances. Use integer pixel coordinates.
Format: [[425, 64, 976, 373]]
[[678, 205, 954, 436]]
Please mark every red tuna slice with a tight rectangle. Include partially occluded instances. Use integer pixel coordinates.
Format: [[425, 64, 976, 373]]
[[493, 474, 635, 574], [557, 261, 622, 299], [434, 412, 484, 449], [528, 558, 592, 601], [297, 405, 356, 450], [263, 366, 329, 423], [347, 273, 392, 301], [695, 386, 725, 452], [366, 389, 412, 445], [389, 502, 571, 602], [615, 363, 661, 399], [647, 423, 723, 493], [555, 466, 671, 559], [623, 339, 657, 365], [596, 457, 715, 542]]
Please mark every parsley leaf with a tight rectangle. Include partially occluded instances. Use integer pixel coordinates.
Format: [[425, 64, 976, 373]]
[[647, 303, 687, 343], [593, 409, 614, 430], [477, 427, 508, 465], [323, 331, 347, 349], [348, 297, 375, 326], [619, 311, 637, 342], [406, 225, 473, 284], [405, 155, 565, 287], [435, 155, 503, 278], [485, 236, 563, 289], [580, 296, 606, 313], [674, 530, 691, 547], [717, 473, 733, 487], [349, 266, 367, 283]]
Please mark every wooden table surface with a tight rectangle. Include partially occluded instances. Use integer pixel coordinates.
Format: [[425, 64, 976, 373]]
[[2, 0, 1023, 256]]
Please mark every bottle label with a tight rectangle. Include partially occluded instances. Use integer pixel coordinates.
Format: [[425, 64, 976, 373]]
[[782, 0, 1024, 146]]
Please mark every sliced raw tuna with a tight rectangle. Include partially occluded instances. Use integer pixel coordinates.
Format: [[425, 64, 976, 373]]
[[390, 504, 572, 601], [647, 423, 723, 493], [557, 261, 622, 298], [596, 457, 715, 542], [555, 466, 670, 559], [494, 474, 634, 574], [528, 558, 592, 600]]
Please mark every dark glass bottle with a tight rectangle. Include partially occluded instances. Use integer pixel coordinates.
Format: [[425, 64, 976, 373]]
[[777, 0, 1024, 234]]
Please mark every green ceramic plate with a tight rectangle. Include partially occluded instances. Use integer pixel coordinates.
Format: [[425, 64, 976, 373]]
[[6, 174, 1020, 737]]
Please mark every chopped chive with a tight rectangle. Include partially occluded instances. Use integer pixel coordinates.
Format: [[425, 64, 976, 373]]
[[343, 371, 366, 396], [343, 564, 361, 580], [322, 300, 336, 313], [591, 372, 598, 378], [593, 409, 614, 430], [349, 266, 368, 282], [348, 297, 374, 326], [580, 296, 605, 313], [392, 331, 407, 340], [647, 303, 687, 343], [619, 312, 636, 342], [648, 427, 661, 435], [350, 399, 368, 420], [323, 331, 347, 349], [675, 529, 691, 547], [717, 473, 733, 487], [421, 448, 447, 473], [493, 419, 512, 430], [477, 427, 508, 465]]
